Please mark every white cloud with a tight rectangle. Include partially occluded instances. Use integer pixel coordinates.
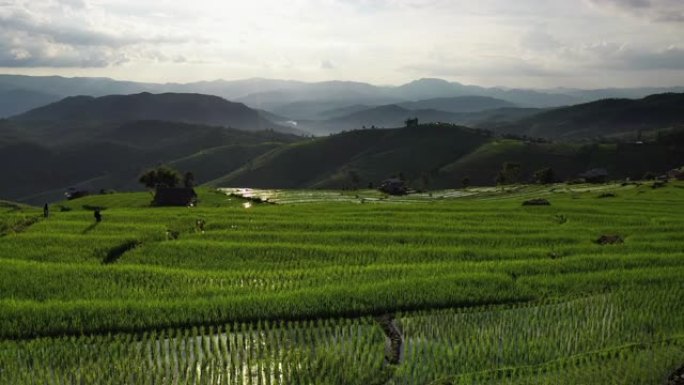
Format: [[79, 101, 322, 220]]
[[0, 0, 682, 87], [0, 0, 194, 67]]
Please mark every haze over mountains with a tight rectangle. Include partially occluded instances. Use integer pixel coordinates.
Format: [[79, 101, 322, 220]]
[[1, 74, 683, 204], [2, 74, 683, 120]]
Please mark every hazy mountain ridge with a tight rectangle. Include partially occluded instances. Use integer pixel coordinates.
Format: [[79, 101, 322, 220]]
[[296, 104, 469, 135], [398, 96, 516, 113], [3, 74, 682, 119]]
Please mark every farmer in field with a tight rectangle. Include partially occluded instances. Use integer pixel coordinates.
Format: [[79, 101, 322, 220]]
[[43, 203, 49, 218], [94, 208, 102, 223]]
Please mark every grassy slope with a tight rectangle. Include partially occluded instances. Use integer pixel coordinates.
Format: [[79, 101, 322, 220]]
[[168, 142, 283, 183]]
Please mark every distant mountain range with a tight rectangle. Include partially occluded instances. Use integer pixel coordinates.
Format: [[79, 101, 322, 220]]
[[295, 104, 456, 135], [398, 96, 515, 113], [294, 96, 539, 135], [2, 74, 683, 120], [1, 89, 683, 203]]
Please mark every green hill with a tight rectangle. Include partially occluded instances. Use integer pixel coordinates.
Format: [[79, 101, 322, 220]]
[[12, 92, 301, 135], [4, 92, 684, 203], [209, 124, 684, 189], [4, 120, 683, 203], [208, 125, 492, 189], [496, 93, 684, 140], [437, 139, 683, 186], [0, 121, 297, 203], [168, 142, 284, 183]]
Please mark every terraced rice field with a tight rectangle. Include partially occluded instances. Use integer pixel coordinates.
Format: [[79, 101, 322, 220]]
[[0, 182, 682, 384]]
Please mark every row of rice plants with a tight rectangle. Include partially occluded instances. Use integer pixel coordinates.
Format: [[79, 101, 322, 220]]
[[393, 286, 684, 384], [424, 340, 684, 385], [0, 317, 387, 385], [2, 248, 683, 304], [1, 286, 680, 384], [0, 271, 526, 339], [2, 262, 682, 339]]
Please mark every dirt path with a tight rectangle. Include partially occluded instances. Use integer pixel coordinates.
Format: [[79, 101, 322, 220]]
[[375, 313, 404, 365]]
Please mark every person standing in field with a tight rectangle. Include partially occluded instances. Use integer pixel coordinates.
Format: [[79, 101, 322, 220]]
[[94, 209, 102, 223], [43, 203, 49, 218]]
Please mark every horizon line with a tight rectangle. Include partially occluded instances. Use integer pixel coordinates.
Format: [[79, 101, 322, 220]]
[[2, 72, 684, 92]]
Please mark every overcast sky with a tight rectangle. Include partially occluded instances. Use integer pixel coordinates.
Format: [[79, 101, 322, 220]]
[[0, 0, 683, 88]]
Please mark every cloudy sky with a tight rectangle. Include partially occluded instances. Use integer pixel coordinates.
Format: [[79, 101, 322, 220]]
[[0, 0, 683, 88]]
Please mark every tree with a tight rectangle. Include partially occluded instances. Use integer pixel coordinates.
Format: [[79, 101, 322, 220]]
[[139, 166, 181, 189], [461, 177, 471, 188], [533, 167, 555, 184], [496, 162, 521, 185]]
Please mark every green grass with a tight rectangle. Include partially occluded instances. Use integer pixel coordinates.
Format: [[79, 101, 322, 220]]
[[0, 181, 682, 384]]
